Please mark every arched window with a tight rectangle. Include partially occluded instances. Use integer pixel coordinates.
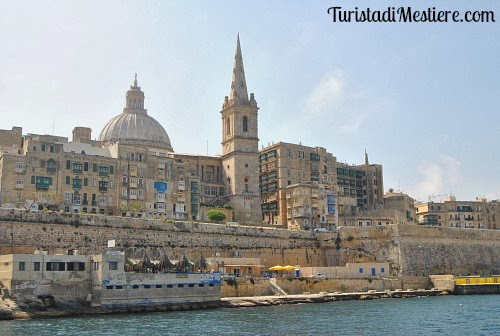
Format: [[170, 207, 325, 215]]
[[242, 116, 248, 132], [225, 117, 231, 135], [134, 99, 137, 108], [244, 183, 249, 193]]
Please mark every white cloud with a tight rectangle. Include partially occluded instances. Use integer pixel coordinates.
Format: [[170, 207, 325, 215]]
[[413, 155, 462, 201], [301, 71, 380, 135], [306, 72, 344, 114]]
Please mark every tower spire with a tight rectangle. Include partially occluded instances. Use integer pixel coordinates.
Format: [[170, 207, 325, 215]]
[[134, 73, 138, 87], [230, 34, 249, 102]]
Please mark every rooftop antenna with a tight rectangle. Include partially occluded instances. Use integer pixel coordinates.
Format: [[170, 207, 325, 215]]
[[51, 114, 55, 135]]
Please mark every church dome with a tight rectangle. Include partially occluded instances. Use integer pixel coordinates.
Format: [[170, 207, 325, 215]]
[[99, 75, 173, 151]]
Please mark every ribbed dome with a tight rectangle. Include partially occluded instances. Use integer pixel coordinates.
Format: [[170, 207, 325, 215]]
[[99, 75, 173, 151], [99, 111, 173, 151]]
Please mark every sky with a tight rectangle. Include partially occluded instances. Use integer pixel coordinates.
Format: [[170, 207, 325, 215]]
[[1, 1, 499, 203]]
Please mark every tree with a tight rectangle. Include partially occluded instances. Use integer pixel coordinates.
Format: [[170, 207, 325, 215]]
[[207, 209, 226, 223]]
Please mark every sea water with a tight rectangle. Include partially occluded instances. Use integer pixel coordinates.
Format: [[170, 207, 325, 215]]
[[2, 295, 499, 336]]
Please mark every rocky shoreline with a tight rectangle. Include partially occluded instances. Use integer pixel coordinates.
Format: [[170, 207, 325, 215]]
[[0, 289, 449, 320]]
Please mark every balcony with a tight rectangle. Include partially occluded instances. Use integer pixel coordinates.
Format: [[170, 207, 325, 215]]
[[36, 177, 52, 190], [15, 183, 24, 189], [99, 168, 109, 177], [99, 186, 108, 192], [73, 164, 83, 174], [72, 179, 82, 189], [15, 167, 26, 173]]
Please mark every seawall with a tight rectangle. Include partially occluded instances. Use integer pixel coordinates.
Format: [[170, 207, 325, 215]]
[[1, 209, 500, 275]]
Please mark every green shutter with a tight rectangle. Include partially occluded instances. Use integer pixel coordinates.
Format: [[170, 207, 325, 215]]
[[84, 178, 88, 186], [66, 160, 71, 169], [66, 176, 70, 184], [93, 163, 97, 172], [110, 165, 114, 174]]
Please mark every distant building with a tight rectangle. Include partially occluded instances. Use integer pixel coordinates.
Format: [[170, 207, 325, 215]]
[[0, 36, 263, 224], [259, 143, 383, 229], [415, 196, 499, 229]]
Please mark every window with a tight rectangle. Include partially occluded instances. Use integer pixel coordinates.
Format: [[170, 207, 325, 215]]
[[50, 145, 54, 153], [109, 262, 119, 270], [73, 162, 83, 173], [381, 268, 385, 273], [99, 181, 108, 192], [359, 268, 364, 274], [66, 262, 85, 271], [110, 165, 114, 174], [41, 144, 46, 152], [66, 160, 71, 169], [47, 159, 57, 172], [15, 161, 25, 169], [73, 178, 82, 189], [15, 178, 24, 185], [46, 262, 66, 271], [31, 176, 36, 184], [242, 116, 248, 132], [84, 162, 89, 171], [19, 261, 26, 271], [99, 166, 109, 176], [84, 178, 88, 186], [34, 262, 41, 271], [92, 163, 97, 172]]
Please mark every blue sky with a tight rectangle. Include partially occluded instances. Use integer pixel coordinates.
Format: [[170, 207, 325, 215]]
[[1, 1, 499, 202]]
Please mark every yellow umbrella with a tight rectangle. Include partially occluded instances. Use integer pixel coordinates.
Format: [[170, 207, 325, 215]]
[[269, 265, 284, 271], [282, 265, 295, 271]]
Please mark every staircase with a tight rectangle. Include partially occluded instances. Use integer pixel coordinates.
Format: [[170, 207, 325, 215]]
[[269, 278, 287, 295]]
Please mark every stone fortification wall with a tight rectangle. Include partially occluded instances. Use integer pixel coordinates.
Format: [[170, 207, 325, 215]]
[[1, 209, 500, 276], [0, 209, 322, 267], [331, 225, 500, 276]]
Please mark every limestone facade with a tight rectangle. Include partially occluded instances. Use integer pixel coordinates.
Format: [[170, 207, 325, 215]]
[[0, 37, 262, 224], [415, 196, 498, 229], [259, 143, 384, 228]]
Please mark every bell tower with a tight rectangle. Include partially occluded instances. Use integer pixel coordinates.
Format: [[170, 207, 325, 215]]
[[221, 35, 262, 224]]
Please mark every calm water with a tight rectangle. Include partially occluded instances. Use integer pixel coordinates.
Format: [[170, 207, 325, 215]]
[[2, 295, 499, 336]]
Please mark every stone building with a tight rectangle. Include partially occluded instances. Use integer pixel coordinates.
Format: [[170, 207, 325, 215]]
[[415, 196, 499, 229], [0, 36, 429, 230], [259, 143, 384, 228], [285, 182, 338, 231], [0, 37, 262, 224]]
